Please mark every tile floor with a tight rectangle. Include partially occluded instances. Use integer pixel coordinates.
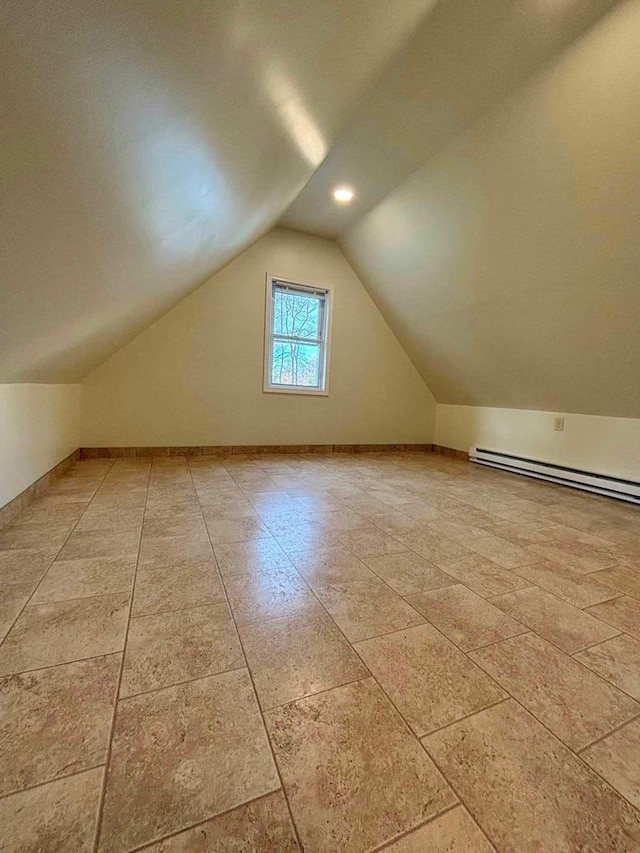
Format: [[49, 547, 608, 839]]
[[1, 451, 639, 852]]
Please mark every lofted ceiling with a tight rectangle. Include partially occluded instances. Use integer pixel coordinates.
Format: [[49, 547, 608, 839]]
[[2, 0, 638, 420], [341, 0, 640, 418], [281, 0, 622, 237], [0, 0, 433, 381]]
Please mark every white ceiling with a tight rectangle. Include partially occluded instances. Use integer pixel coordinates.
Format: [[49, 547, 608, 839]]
[[0, 0, 432, 381], [2, 0, 637, 421], [341, 0, 640, 418], [281, 0, 622, 237]]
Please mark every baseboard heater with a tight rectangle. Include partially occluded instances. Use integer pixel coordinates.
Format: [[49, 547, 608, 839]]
[[470, 447, 640, 505]]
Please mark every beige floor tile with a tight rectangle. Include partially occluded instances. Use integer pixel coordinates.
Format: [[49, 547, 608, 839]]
[[0, 593, 129, 674], [480, 520, 551, 546], [612, 542, 640, 568], [337, 526, 406, 558], [393, 527, 470, 563], [581, 718, 640, 809], [586, 596, 640, 640], [0, 523, 72, 551], [204, 514, 269, 545], [314, 578, 424, 642], [0, 547, 58, 587], [213, 538, 291, 578], [0, 584, 32, 641], [465, 533, 539, 569], [265, 677, 456, 852], [471, 632, 639, 750], [400, 502, 447, 523], [407, 584, 525, 651], [311, 508, 371, 532], [436, 554, 529, 598], [574, 634, 640, 700], [58, 528, 140, 561], [527, 541, 618, 573], [141, 791, 299, 851], [223, 564, 317, 625], [17, 500, 87, 527], [421, 518, 492, 544], [289, 546, 375, 587], [138, 534, 213, 570], [256, 508, 313, 532], [355, 623, 505, 736], [423, 700, 640, 852], [384, 805, 495, 852], [31, 556, 136, 603], [513, 560, 619, 608], [543, 522, 616, 550], [240, 610, 367, 709], [0, 767, 104, 853], [590, 565, 640, 601], [364, 509, 427, 535], [3, 452, 640, 851], [0, 655, 118, 796], [132, 561, 225, 616], [362, 551, 455, 596], [76, 506, 145, 531], [142, 512, 208, 538], [492, 586, 620, 653], [121, 603, 243, 697], [98, 669, 278, 852], [274, 523, 345, 553]]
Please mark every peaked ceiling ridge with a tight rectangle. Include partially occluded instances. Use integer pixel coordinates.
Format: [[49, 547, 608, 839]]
[[0, 0, 436, 384], [280, 0, 623, 239]]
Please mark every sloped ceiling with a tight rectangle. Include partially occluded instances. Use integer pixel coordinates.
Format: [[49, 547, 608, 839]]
[[3, 0, 639, 421], [282, 0, 639, 419], [281, 0, 622, 237], [339, 0, 640, 418], [0, 0, 433, 381]]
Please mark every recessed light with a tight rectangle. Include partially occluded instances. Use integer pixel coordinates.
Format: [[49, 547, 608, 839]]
[[332, 186, 354, 204]]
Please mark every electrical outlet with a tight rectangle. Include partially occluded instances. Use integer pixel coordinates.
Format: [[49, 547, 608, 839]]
[[554, 417, 565, 432]]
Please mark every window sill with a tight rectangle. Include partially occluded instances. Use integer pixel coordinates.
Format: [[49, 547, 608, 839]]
[[263, 385, 329, 397]]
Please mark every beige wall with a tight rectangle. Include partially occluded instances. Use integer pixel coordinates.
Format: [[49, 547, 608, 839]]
[[0, 384, 81, 507], [342, 0, 640, 418], [435, 404, 640, 481], [81, 229, 436, 446]]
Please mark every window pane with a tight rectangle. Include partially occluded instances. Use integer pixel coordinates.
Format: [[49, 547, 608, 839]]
[[271, 341, 321, 387], [273, 289, 321, 339]]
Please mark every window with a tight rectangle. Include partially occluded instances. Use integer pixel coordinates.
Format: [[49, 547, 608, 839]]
[[263, 275, 332, 395]]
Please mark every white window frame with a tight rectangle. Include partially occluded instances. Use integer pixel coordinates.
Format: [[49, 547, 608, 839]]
[[263, 273, 332, 396]]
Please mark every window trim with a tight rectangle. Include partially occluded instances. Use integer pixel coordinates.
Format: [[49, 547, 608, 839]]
[[263, 273, 333, 396]]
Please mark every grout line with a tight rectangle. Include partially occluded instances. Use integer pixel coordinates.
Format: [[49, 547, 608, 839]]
[[0, 650, 125, 679], [458, 665, 640, 809], [92, 458, 152, 853], [571, 632, 624, 654], [128, 595, 228, 620], [186, 458, 306, 853], [25, 587, 136, 608], [419, 695, 511, 741], [577, 709, 640, 754], [128, 598, 231, 620], [503, 695, 640, 814], [455, 628, 532, 655], [118, 665, 247, 703], [127, 790, 289, 852], [0, 763, 105, 804], [261, 673, 372, 713], [370, 801, 463, 852], [0, 461, 116, 653], [419, 738, 499, 851]]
